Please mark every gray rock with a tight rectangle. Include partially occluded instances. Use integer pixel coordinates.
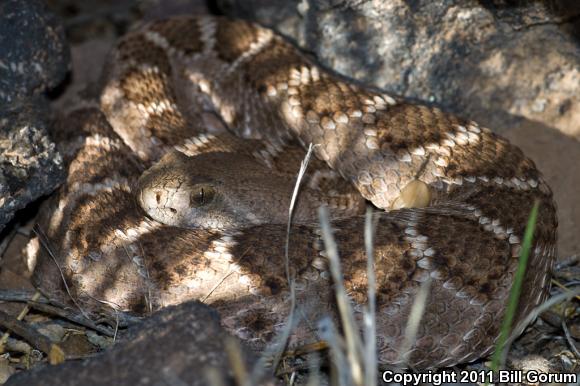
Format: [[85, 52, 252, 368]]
[[0, 0, 70, 104], [6, 301, 277, 386], [0, 0, 70, 231], [0, 101, 64, 232], [216, 0, 580, 135]]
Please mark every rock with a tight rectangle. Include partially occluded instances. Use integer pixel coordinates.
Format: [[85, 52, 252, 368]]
[[0, 0, 69, 231], [0, 101, 64, 232], [0, 0, 70, 105], [216, 0, 580, 136], [5, 301, 277, 386]]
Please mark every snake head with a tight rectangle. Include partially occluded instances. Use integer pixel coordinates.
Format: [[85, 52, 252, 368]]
[[135, 150, 300, 230], [136, 150, 238, 229]]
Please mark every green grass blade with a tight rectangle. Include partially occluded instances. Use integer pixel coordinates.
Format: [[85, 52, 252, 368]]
[[489, 199, 540, 374]]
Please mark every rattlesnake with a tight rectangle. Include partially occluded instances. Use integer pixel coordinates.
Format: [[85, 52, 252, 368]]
[[28, 15, 557, 369]]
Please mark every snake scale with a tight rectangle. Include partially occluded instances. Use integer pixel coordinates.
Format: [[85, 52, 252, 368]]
[[28, 15, 557, 368]]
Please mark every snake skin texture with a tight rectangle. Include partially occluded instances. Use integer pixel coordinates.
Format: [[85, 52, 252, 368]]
[[28, 16, 557, 369]]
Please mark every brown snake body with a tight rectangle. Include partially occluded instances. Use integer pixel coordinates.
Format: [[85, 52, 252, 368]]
[[29, 16, 557, 368]]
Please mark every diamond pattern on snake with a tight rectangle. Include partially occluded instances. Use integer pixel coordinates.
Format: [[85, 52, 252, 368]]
[[28, 15, 557, 369]]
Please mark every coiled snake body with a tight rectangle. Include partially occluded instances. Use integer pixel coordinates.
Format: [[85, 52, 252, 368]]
[[30, 16, 557, 368]]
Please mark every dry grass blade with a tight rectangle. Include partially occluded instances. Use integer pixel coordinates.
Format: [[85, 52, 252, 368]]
[[85, 296, 124, 341], [363, 207, 378, 386], [124, 242, 153, 314], [205, 368, 227, 386], [225, 336, 249, 386], [281, 341, 328, 358], [507, 288, 580, 349], [202, 247, 251, 303], [0, 291, 41, 353], [397, 276, 432, 366], [256, 143, 315, 381], [252, 282, 298, 381], [0, 309, 64, 364], [551, 278, 580, 302], [561, 320, 580, 358], [318, 317, 350, 386], [26, 300, 115, 338], [305, 353, 322, 386], [318, 206, 364, 385], [285, 142, 315, 286], [32, 225, 89, 319]]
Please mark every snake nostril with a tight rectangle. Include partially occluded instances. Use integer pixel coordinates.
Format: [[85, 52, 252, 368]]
[[155, 192, 162, 204], [169, 208, 177, 214]]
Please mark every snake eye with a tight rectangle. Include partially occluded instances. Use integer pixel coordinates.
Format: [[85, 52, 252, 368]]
[[190, 185, 216, 207]]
